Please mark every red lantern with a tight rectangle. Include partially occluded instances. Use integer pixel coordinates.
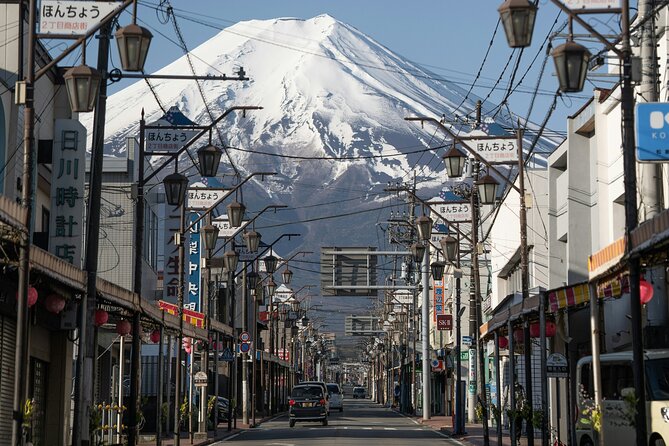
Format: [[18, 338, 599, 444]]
[[45, 294, 66, 314], [16, 286, 38, 308], [529, 321, 557, 338], [150, 329, 161, 343], [183, 337, 192, 354], [640, 278, 654, 305], [116, 319, 131, 336], [94, 309, 109, 327], [498, 336, 509, 349], [513, 328, 524, 343]]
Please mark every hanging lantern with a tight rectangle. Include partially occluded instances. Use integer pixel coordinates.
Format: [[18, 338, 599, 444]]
[[201, 224, 220, 252], [498, 0, 537, 48], [529, 321, 557, 337], [63, 64, 102, 113], [115, 23, 153, 72], [94, 308, 109, 326], [410, 242, 426, 263], [442, 144, 467, 178], [282, 266, 293, 285], [440, 236, 458, 262], [415, 215, 432, 242], [196, 144, 223, 177], [116, 319, 132, 336], [476, 174, 499, 205], [498, 336, 509, 349], [430, 261, 446, 280], [640, 278, 654, 305], [243, 230, 261, 252], [226, 201, 245, 228], [163, 172, 189, 207], [263, 255, 278, 274], [150, 329, 161, 344], [16, 286, 39, 308], [552, 40, 591, 93], [183, 337, 192, 354], [222, 249, 239, 273], [265, 277, 277, 298], [45, 293, 66, 314], [513, 328, 524, 343]]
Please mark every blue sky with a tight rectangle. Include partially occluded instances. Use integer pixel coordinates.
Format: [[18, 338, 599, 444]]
[[104, 1, 623, 134]]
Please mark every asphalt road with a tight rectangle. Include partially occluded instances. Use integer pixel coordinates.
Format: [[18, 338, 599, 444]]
[[216, 398, 464, 445]]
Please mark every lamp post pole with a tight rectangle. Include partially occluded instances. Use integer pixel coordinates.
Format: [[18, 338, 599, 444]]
[[454, 234, 464, 435], [173, 202, 186, 446], [421, 243, 431, 420]]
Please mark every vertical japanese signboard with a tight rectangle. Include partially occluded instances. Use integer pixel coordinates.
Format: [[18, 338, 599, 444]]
[[162, 206, 181, 303], [187, 213, 202, 312], [49, 120, 86, 266], [433, 278, 445, 322]]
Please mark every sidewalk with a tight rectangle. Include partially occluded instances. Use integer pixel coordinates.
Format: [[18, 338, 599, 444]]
[[137, 413, 284, 446], [405, 412, 529, 446]]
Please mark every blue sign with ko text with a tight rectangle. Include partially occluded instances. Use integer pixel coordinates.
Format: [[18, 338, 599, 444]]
[[636, 102, 669, 162]]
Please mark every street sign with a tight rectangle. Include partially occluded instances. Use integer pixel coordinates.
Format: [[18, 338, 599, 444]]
[[468, 137, 518, 164], [432, 200, 471, 223], [546, 353, 569, 378], [212, 216, 249, 238], [194, 371, 208, 387], [239, 342, 251, 353], [39, 1, 121, 35], [187, 188, 231, 210], [436, 314, 453, 331], [460, 351, 469, 361], [462, 335, 473, 346], [563, 0, 620, 9], [636, 102, 669, 162], [220, 348, 235, 362], [239, 331, 250, 342]]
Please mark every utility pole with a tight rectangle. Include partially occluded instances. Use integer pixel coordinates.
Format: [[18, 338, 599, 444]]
[[12, 1, 36, 444], [639, 0, 662, 221], [242, 268, 249, 425], [421, 229, 431, 420]]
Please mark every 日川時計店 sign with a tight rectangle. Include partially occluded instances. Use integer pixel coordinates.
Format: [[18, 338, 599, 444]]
[[468, 137, 518, 164], [39, 1, 121, 35]]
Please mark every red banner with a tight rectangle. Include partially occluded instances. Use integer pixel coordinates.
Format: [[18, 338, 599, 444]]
[[158, 300, 205, 328]]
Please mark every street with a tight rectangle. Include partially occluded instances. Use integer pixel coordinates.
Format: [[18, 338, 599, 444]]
[[217, 398, 463, 445]]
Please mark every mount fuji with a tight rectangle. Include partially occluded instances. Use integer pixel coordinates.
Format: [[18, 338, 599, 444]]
[[84, 14, 559, 317]]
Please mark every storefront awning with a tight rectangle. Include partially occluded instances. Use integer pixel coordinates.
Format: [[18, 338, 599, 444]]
[[588, 236, 627, 281], [547, 282, 591, 312]]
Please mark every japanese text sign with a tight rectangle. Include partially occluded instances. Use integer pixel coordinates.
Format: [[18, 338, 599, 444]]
[[635, 102, 669, 162], [49, 120, 86, 266], [436, 314, 452, 331], [39, 1, 120, 35], [468, 137, 518, 164], [434, 201, 471, 223], [187, 213, 202, 311], [187, 187, 231, 210], [433, 278, 446, 322], [162, 205, 181, 303], [563, 0, 620, 9]]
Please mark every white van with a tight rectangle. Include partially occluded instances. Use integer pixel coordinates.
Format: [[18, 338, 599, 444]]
[[576, 350, 669, 446]]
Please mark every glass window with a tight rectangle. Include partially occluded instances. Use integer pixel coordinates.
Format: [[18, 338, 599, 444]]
[[291, 386, 323, 398], [646, 358, 669, 401], [600, 362, 633, 401], [327, 384, 339, 394]]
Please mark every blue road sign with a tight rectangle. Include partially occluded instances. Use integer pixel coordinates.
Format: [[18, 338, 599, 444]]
[[219, 348, 235, 362], [636, 102, 669, 162], [239, 342, 251, 353], [462, 335, 473, 346]]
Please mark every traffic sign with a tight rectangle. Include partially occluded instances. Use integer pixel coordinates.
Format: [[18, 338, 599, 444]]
[[636, 102, 669, 162], [546, 353, 569, 378], [219, 348, 235, 362], [436, 314, 453, 331], [462, 335, 473, 346], [194, 371, 208, 387], [239, 342, 251, 353], [239, 331, 250, 342], [460, 351, 469, 361]]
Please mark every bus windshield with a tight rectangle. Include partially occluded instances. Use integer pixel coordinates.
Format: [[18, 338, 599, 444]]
[[646, 358, 669, 401]]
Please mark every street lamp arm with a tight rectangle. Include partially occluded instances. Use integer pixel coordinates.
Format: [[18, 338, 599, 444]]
[[231, 233, 301, 280], [35, 0, 135, 80], [143, 106, 263, 184], [212, 204, 289, 257], [549, 0, 624, 57], [108, 70, 249, 82], [405, 116, 522, 195], [182, 172, 277, 234]]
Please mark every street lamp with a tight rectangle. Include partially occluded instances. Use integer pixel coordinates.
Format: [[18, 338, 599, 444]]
[[202, 224, 220, 252], [266, 277, 277, 298], [498, 0, 537, 48], [197, 144, 224, 177], [247, 271, 260, 290], [63, 64, 102, 113], [282, 266, 293, 285], [476, 173, 499, 205], [410, 242, 426, 263], [226, 201, 246, 228], [415, 215, 432, 241], [115, 23, 153, 72], [442, 144, 467, 178], [223, 249, 239, 273], [243, 230, 261, 252], [552, 40, 591, 93], [163, 172, 189, 207], [430, 261, 446, 280], [264, 254, 278, 274], [440, 236, 458, 262]]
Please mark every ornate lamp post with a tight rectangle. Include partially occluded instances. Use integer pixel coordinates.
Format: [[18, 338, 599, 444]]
[[197, 144, 224, 177], [226, 201, 246, 228], [415, 213, 432, 420]]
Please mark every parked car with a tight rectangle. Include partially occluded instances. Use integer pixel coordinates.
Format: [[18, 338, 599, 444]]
[[576, 349, 669, 446], [300, 381, 330, 413], [208, 396, 231, 422], [289, 384, 328, 427], [327, 383, 344, 412], [353, 387, 366, 399]]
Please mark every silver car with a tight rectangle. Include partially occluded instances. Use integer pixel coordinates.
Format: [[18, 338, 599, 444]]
[[327, 383, 343, 412]]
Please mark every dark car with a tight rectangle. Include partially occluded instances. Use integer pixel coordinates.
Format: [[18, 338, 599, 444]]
[[353, 387, 366, 399], [289, 384, 328, 427]]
